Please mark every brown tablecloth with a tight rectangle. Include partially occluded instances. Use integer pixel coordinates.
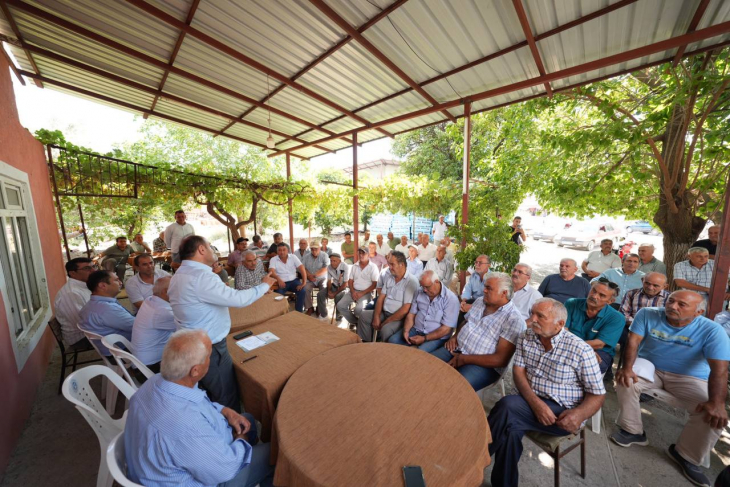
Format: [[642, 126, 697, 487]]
[[273, 343, 491, 487], [229, 293, 289, 333], [227, 313, 359, 442]]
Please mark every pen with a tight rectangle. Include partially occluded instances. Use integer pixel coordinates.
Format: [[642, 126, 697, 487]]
[[241, 355, 258, 364]]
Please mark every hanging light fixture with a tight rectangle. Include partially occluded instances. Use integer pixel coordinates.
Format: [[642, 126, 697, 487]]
[[266, 73, 275, 149]]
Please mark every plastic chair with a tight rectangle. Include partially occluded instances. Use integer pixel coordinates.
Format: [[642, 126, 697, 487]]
[[102, 334, 155, 390], [106, 432, 143, 487], [78, 326, 122, 415], [63, 365, 136, 487], [476, 357, 512, 406], [48, 317, 101, 394]]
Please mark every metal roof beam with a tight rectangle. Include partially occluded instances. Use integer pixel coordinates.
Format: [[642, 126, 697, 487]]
[[268, 20, 730, 157], [20, 70, 311, 160], [216, 0, 409, 139], [309, 0, 456, 123], [672, 0, 710, 66], [4, 0, 352, 144], [145, 0, 201, 119], [0, 0, 41, 87], [124, 0, 393, 139], [0, 42, 24, 84], [277, 0, 638, 146], [511, 0, 552, 96], [19, 43, 335, 154]]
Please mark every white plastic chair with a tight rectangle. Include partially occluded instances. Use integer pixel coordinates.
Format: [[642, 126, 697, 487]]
[[107, 432, 143, 487], [101, 334, 154, 390], [63, 365, 136, 487], [590, 369, 609, 434], [78, 326, 122, 415], [477, 357, 513, 406]]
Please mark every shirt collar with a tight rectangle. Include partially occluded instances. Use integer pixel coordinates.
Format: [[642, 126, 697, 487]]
[[157, 376, 207, 403], [90, 295, 117, 303], [181, 260, 213, 271], [70, 278, 88, 289]]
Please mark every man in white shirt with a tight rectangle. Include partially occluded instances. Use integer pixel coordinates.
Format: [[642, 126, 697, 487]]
[[125, 254, 171, 312], [317, 253, 348, 320], [168, 235, 275, 410], [395, 235, 410, 254], [425, 246, 454, 284], [417, 233, 438, 266], [374, 234, 390, 257], [511, 263, 543, 320], [336, 248, 379, 328], [131, 277, 176, 372], [432, 215, 448, 242], [164, 210, 195, 268], [581, 239, 621, 279], [269, 243, 308, 312], [441, 237, 455, 261], [54, 257, 95, 346]]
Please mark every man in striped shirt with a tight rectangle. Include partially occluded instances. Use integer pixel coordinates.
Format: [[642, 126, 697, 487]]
[[125, 329, 273, 487], [487, 298, 605, 487]]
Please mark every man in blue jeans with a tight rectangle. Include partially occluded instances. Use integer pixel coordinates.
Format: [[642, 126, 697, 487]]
[[125, 329, 274, 487], [487, 298, 605, 487], [430, 272, 524, 390], [389, 270, 459, 352], [269, 243, 307, 312]]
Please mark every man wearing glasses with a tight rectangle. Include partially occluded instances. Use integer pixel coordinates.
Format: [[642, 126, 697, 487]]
[[564, 279, 625, 374], [54, 257, 97, 346], [459, 255, 491, 325], [511, 263, 543, 320]]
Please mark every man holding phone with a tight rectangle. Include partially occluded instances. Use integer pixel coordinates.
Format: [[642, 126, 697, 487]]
[[510, 216, 526, 245]]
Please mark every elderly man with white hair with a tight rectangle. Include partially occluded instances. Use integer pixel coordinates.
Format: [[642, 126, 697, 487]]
[[612, 291, 730, 487], [637, 243, 667, 274], [510, 263, 542, 320], [301, 240, 330, 316], [430, 272, 525, 391], [394, 235, 410, 254], [131, 276, 176, 373], [125, 329, 274, 487], [537, 258, 591, 303], [488, 298, 605, 487], [389, 270, 460, 352], [673, 247, 719, 300]]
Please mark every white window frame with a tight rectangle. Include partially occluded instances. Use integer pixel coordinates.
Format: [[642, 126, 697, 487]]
[[0, 160, 51, 371]]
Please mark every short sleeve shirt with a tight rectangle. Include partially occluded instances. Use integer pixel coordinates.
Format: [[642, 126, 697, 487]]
[[537, 274, 591, 303], [630, 307, 730, 380], [269, 254, 302, 282], [103, 244, 133, 261], [152, 238, 166, 253], [350, 262, 379, 291], [584, 250, 621, 273], [564, 298, 625, 357], [381, 273, 419, 314], [327, 262, 349, 287], [673, 260, 714, 297], [302, 251, 330, 275], [409, 284, 460, 333]]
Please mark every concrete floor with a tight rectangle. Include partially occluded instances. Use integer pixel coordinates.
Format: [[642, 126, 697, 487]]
[[2, 340, 729, 487]]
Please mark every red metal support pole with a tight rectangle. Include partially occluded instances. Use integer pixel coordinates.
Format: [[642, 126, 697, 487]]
[[353, 132, 359, 249], [286, 153, 294, 249], [47, 146, 70, 261], [707, 173, 730, 319], [459, 102, 472, 292]]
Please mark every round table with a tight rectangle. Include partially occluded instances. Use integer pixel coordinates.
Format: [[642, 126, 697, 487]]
[[273, 343, 491, 487]]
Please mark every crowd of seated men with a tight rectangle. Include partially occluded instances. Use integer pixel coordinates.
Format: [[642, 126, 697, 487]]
[[57, 211, 728, 487]]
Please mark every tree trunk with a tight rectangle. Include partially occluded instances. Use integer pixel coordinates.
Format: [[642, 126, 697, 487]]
[[653, 102, 706, 288]]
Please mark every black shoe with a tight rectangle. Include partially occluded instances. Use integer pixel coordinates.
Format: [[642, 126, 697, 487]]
[[667, 444, 710, 487], [610, 428, 648, 447]]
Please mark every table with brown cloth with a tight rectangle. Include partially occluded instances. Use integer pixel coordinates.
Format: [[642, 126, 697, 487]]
[[229, 293, 289, 333], [227, 313, 359, 442], [273, 343, 491, 487]]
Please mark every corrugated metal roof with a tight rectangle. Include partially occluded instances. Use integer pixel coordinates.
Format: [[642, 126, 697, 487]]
[[0, 0, 728, 161]]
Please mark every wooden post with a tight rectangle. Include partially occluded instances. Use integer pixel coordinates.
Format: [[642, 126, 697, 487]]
[[77, 201, 91, 257], [707, 172, 730, 319], [353, 132, 359, 248], [286, 153, 294, 249], [459, 102, 472, 292]]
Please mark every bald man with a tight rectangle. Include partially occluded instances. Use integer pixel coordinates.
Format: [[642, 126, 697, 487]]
[[691, 225, 720, 259]]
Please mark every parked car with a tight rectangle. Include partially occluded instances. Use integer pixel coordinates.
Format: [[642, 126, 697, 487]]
[[626, 220, 659, 235], [532, 221, 572, 243], [556, 222, 623, 250]]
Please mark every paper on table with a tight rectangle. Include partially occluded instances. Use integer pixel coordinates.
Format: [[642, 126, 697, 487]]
[[236, 332, 281, 353], [632, 357, 655, 382]]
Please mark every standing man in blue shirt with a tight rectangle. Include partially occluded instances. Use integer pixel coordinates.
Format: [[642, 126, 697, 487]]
[[611, 291, 730, 487], [169, 235, 275, 411], [78, 270, 134, 356], [564, 279, 625, 374], [125, 329, 273, 487]]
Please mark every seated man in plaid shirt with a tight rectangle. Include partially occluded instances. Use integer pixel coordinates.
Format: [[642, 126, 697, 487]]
[[487, 298, 605, 487], [235, 251, 268, 291], [617, 271, 669, 346]]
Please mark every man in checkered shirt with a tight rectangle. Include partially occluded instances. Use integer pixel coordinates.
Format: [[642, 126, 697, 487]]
[[430, 272, 524, 391], [487, 298, 605, 487], [673, 247, 715, 299]]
